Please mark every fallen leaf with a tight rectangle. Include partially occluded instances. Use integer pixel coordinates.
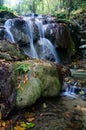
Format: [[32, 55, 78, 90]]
[[27, 117, 35, 122], [14, 125, 25, 130], [64, 111, 71, 118]]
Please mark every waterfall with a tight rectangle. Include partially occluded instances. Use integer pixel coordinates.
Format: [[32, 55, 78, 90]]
[[4, 19, 15, 43], [60, 82, 80, 98], [35, 19, 45, 38], [4, 16, 60, 62], [35, 18, 59, 63], [23, 17, 38, 59], [40, 38, 59, 62]]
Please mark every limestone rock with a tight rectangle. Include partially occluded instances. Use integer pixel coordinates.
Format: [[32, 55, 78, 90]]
[[13, 60, 62, 108]]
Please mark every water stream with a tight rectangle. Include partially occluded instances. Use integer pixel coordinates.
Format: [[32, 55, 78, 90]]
[[35, 18, 59, 62], [4, 19, 15, 43], [23, 17, 38, 59], [4, 15, 60, 63]]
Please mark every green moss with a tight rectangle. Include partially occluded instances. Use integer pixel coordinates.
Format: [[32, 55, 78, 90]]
[[68, 30, 76, 56], [16, 77, 41, 109]]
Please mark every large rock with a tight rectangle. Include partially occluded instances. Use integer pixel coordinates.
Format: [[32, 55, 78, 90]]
[[0, 59, 63, 119], [0, 40, 27, 61], [0, 40, 63, 118], [13, 60, 62, 108], [4, 18, 39, 44], [44, 23, 75, 57]]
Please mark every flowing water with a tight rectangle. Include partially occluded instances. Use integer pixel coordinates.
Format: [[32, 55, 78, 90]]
[[23, 17, 38, 59], [4, 15, 60, 62], [35, 18, 59, 62], [4, 19, 15, 43], [60, 82, 84, 98]]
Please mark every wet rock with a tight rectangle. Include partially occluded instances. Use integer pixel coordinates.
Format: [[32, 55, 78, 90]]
[[44, 23, 75, 58], [0, 59, 64, 118], [0, 40, 27, 61], [4, 17, 39, 44], [0, 61, 16, 119]]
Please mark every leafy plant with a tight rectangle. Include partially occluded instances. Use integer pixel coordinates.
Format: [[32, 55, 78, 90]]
[[15, 63, 30, 73], [14, 122, 35, 130]]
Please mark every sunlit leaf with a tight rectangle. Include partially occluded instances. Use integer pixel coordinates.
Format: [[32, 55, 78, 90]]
[[26, 122, 35, 129]]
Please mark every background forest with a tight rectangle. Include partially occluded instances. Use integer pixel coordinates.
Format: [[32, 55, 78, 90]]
[[0, 0, 86, 17]]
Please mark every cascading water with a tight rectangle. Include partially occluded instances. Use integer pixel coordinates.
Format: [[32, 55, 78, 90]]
[[23, 17, 38, 59], [40, 38, 59, 63], [35, 19, 45, 38], [4, 19, 15, 43], [4, 15, 60, 62], [35, 18, 59, 63]]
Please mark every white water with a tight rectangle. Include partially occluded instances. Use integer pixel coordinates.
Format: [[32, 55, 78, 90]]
[[35, 18, 59, 62], [39, 38, 59, 62], [61, 83, 79, 98], [23, 17, 38, 59], [35, 19, 45, 38], [4, 16, 60, 62], [4, 19, 15, 43]]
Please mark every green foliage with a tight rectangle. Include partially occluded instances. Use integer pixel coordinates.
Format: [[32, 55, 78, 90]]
[[73, 0, 86, 10], [2, 0, 86, 16], [26, 122, 35, 129], [0, 5, 13, 12], [15, 63, 30, 73], [0, 5, 18, 15], [55, 9, 67, 19]]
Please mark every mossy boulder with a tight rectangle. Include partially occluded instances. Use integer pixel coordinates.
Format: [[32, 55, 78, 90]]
[[13, 60, 62, 109], [0, 59, 62, 118], [0, 40, 27, 61]]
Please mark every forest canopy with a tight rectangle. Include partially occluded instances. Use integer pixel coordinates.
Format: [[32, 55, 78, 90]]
[[0, 0, 86, 15]]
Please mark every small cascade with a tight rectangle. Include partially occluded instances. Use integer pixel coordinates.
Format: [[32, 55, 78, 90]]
[[35, 19, 45, 59], [23, 17, 38, 59], [40, 38, 59, 62], [60, 82, 86, 99], [35, 19, 45, 38], [35, 18, 59, 62], [4, 15, 60, 62], [4, 19, 15, 43]]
